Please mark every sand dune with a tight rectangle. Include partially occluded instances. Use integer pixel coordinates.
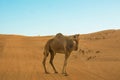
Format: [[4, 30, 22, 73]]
[[0, 29, 120, 80]]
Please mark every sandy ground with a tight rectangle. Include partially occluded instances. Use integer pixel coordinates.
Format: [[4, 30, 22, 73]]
[[0, 29, 120, 80]]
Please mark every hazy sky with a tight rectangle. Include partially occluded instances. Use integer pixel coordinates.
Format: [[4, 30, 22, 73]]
[[0, 0, 120, 36]]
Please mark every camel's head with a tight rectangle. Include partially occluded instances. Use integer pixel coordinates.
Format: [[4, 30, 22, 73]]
[[72, 34, 79, 51]]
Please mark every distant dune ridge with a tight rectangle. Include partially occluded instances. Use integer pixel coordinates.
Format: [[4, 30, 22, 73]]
[[0, 29, 120, 80]]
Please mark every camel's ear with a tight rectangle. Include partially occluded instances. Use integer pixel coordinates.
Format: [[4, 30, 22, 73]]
[[73, 34, 79, 39]]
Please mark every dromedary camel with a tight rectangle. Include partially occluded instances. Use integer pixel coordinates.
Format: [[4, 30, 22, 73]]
[[42, 33, 79, 76]]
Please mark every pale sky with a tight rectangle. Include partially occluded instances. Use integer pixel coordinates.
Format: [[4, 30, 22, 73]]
[[0, 0, 120, 36]]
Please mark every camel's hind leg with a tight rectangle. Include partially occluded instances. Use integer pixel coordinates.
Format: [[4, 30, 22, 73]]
[[42, 52, 49, 74], [49, 51, 58, 73]]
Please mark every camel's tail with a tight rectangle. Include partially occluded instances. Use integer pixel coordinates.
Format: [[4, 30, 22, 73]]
[[43, 39, 52, 57]]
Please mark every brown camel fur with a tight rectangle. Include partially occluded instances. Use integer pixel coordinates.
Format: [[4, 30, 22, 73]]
[[42, 33, 79, 76]]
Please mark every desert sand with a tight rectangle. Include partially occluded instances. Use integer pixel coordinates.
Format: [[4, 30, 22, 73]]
[[0, 29, 120, 80]]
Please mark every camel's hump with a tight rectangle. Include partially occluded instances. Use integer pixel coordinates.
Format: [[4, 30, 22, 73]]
[[55, 33, 64, 38]]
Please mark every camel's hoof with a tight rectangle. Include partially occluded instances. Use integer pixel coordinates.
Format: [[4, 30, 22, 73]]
[[55, 71, 58, 74], [64, 74, 68, 76], [45, 72, 50, 74], [62, 73, 68, 76]]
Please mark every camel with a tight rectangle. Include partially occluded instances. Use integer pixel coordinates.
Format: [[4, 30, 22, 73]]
[[42, 33, 79, 76]]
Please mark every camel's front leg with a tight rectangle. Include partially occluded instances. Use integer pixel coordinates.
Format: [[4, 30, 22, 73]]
[[62, 53, 70, 76]]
